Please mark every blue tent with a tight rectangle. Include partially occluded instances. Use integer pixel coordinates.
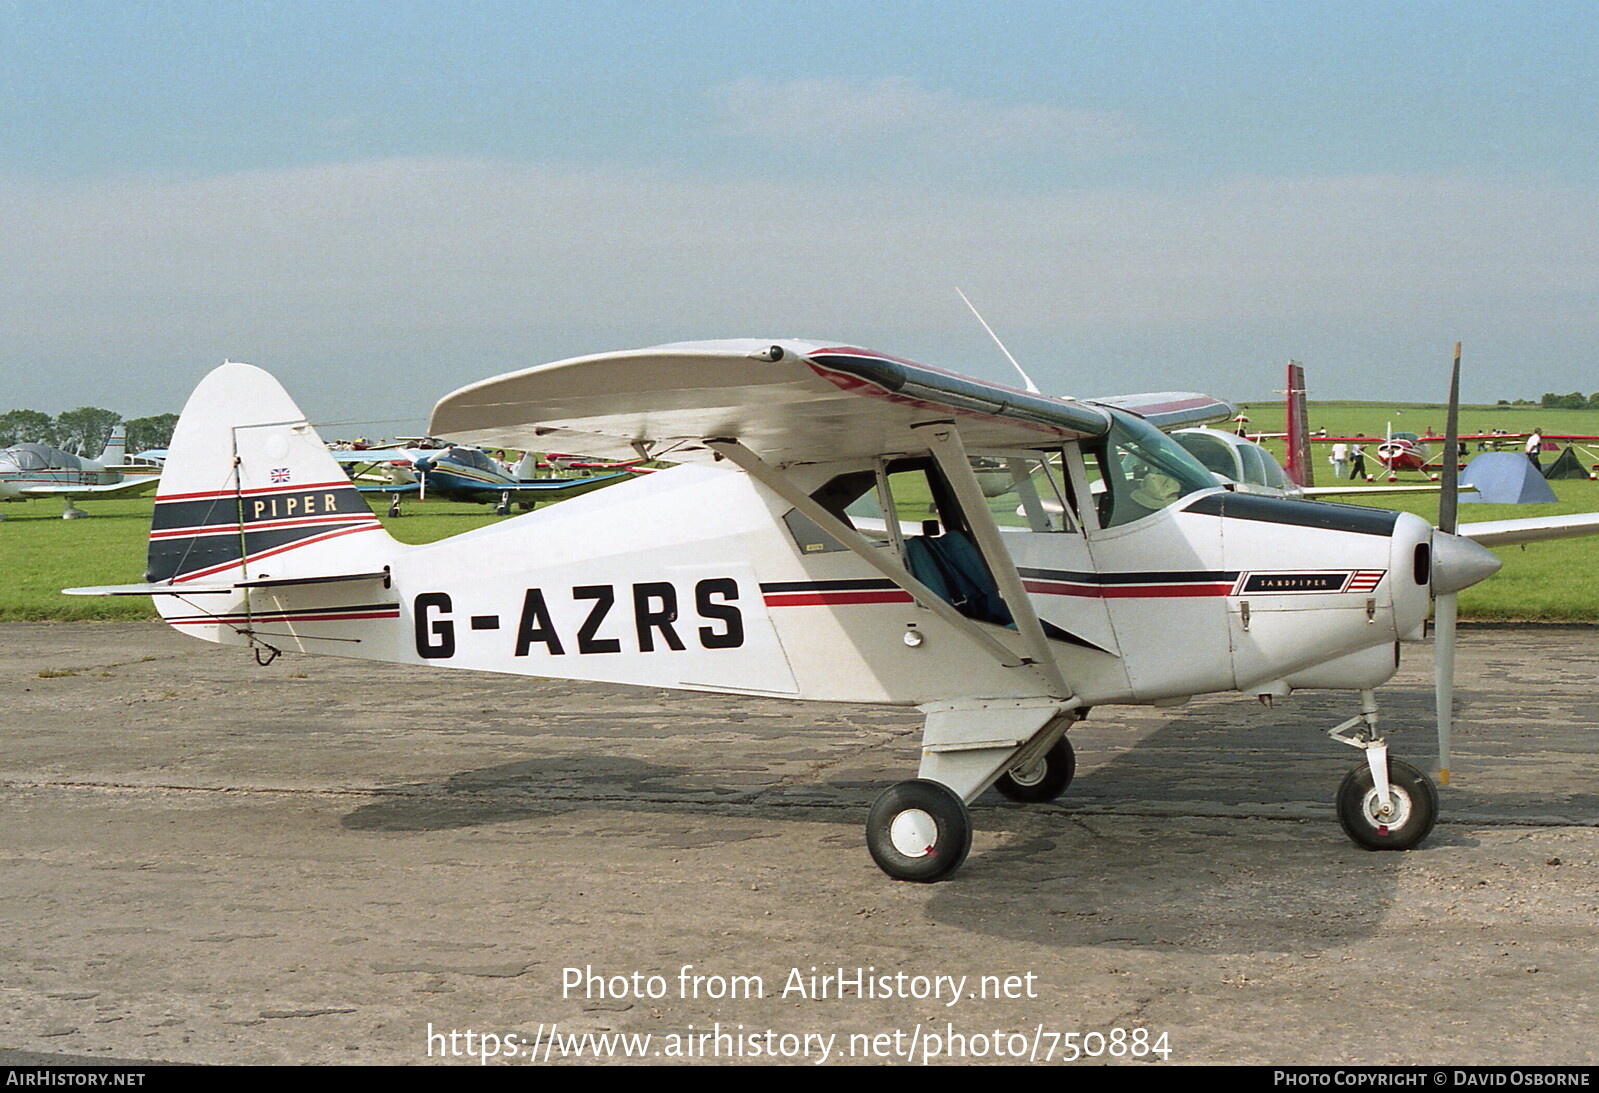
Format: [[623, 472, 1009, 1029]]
[[1459, 452, 1558, 504]]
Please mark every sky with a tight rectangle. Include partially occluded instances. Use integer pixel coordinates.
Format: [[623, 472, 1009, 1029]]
[[2, 0, 1596, 434]]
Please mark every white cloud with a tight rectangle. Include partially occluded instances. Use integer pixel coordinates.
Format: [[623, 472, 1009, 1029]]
[[712, 77, 1137, 158]]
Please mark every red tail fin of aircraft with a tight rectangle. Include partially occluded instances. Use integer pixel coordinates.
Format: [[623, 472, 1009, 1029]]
[[1283, 360, 1314, 488]]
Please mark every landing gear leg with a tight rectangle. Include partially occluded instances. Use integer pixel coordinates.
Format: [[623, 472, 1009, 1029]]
[[864, 700, 1078, 882], [495, 491, 512, 516], [387, 494, 403, 518], [1327, 690, 1438, 851]]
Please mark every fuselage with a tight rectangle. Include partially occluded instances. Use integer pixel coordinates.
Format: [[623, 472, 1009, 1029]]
[[161, 443, 1440, 710]]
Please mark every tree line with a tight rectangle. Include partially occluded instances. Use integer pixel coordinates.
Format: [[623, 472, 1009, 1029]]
[[1538, 393, 1599, 411], [0, 407, 178, 457]]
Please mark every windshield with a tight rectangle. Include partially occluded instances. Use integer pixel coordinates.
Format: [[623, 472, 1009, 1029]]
[[1087, 410, 1218, 527]]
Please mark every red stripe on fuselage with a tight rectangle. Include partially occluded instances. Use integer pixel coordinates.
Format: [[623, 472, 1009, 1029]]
[[156, 480, 358, 503], [151, 513, 379, 540], [763, 590, 916, 607]]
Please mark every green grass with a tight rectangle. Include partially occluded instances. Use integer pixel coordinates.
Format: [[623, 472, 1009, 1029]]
[[1239, 398, 1599, 450], [0, 496, 504, 622], [6, 425, 1599, 622]]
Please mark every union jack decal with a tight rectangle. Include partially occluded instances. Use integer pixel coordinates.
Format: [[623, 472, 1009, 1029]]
[[270, 467, 291, 484]]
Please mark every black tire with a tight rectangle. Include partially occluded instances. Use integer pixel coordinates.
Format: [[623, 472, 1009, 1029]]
[[866, 779, 972, 882], [995, 737, 1076, 803], [1337, 757, 1438, 851]]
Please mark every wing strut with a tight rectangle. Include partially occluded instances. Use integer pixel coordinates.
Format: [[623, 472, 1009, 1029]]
[[704, 439, 1042, 677], [919, 422, 1073, 700]]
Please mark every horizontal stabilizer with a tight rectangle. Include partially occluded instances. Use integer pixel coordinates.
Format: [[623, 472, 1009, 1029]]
[[64, 571, 391, 598], [64, 582, 236, 597]]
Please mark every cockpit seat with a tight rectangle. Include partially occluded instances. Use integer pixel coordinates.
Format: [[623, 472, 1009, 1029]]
[[904, 530, 1013, 627]]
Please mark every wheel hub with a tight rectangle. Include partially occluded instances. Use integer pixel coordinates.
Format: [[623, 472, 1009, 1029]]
[[888, 809, 939, 858], [1007, 758, 1047, 787], [1360, 785, 1413, 829]]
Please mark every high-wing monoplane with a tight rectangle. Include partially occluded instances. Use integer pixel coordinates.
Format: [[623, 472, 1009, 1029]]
[[68, 341, 1599, 881], [1, 425, 159, 517]]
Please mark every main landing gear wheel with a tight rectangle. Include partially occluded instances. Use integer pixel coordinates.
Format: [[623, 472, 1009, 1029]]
[[1336, 757, 1438, 851], [866, 779, 971, 883], [995, 737, 1076, 803]]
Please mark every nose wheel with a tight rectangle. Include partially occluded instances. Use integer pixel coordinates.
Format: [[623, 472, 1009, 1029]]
[[1337, 757, 1438, 850], [1327, 690, 1439, 851], [866, 780, 971, 882]]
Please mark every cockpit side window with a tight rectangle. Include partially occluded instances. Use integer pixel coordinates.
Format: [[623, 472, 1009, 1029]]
[[969, 453, 1075, 533]]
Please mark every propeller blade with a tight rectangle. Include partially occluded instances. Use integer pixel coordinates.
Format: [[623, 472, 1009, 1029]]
[[1434, 590, 1457, 785], [1440, 342, 1462, 535], [1435, 342, 1463, 786], [419, 470, 427, 501]]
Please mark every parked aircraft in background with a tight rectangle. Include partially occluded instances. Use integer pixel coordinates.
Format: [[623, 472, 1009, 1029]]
[[0, 425, 159, 517], [1175, 428, 1449, 499], [337, 444, 633, 516]]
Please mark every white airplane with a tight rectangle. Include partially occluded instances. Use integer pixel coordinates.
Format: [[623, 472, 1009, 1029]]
[[0, 425, 160, 518], [66, 341, 1599, 881]]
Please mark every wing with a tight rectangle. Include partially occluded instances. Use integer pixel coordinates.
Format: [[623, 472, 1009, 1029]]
[[1087, 391, 1237, 431], [1302, 484, 1450, 497], [428, 340, 1230, 465], [506, 472, 632, 503], [330, 447, 417, 464], [1459, 513, 1599, 547], [20, 477, 159, 499]]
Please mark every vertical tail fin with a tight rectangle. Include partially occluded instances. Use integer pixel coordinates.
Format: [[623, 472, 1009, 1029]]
[[1283, 360, 1314, 488], [147, 362, 395, 587], [100, 424, 127, 467], [513, 450, 541, 479]]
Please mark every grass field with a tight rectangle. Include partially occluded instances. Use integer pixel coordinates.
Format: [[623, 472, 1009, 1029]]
[[1239, 398, 1599, 454], [1, 496, 506, 622], [5, 403, 1599, 622]]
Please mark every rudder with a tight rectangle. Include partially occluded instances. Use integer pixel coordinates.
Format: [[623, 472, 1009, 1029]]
[[147, 362, 395, 587]]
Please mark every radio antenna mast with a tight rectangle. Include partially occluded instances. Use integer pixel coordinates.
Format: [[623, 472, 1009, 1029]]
[[956, 287, 1042, 395]]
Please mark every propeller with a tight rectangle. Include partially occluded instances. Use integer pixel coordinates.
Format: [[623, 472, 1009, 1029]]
[[1428, 345, 1501, 786], [1434, 343, 1463, 785], [413, 454, 432, 501]]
